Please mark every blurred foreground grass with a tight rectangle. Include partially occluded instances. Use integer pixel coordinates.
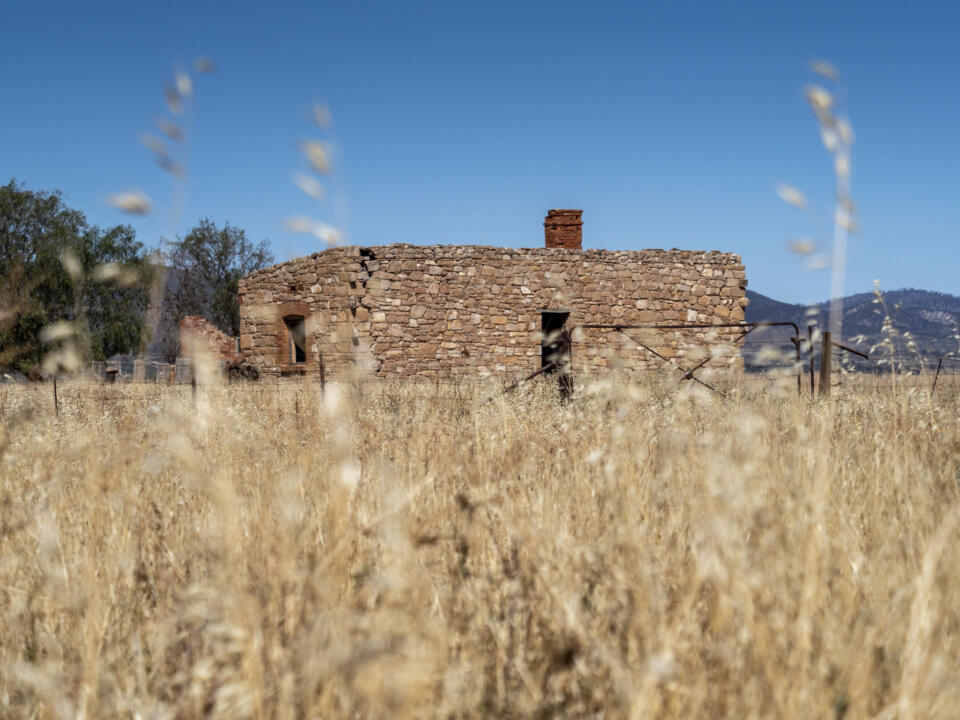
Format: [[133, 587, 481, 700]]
[[2, 376, 960, 718]]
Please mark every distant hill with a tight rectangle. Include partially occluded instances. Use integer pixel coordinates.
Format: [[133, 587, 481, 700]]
[[742, 288, 960, 372]]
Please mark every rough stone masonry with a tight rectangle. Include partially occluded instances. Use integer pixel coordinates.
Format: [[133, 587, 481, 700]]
[[236, 209, 748, 379], [179, 316, 240, 362]]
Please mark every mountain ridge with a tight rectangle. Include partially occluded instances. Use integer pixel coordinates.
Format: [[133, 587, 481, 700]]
[[742, 287, 960, 370]]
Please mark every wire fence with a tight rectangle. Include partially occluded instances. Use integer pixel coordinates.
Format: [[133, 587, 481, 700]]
[[86, 355, 242, 384], [11, 322, 957, 402]]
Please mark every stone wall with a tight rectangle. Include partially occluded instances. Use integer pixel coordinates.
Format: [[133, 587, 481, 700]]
[[237, 244, 747, 379], [179, 316, 239, 362]]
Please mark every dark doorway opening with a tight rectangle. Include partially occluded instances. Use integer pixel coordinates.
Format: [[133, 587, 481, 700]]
[[284, 316, 307, 364], [540, 310, 573, 399], [541, 311, 569, 369]]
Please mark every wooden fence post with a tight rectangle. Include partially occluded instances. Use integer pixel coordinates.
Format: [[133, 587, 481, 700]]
[[808, 325, 816, 398], [318, 349, 326, 396], [793, 337, 802, 396], [819, 331, 832, 398]]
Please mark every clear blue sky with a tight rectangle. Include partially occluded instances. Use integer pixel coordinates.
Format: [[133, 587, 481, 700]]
[[2, 0, 959, 304]]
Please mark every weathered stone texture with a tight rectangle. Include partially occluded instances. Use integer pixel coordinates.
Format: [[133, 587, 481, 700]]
[[179, 316, 240, 362], [237, 245, 747, 379]]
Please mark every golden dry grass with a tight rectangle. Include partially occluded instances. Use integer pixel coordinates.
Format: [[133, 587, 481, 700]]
[[2, 375, 960, 718]]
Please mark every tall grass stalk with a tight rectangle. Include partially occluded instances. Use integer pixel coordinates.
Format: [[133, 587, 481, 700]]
[[2, 377, 959, 717]]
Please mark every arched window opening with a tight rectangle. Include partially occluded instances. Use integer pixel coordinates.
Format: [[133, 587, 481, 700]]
[[284, 315, 306, 364]]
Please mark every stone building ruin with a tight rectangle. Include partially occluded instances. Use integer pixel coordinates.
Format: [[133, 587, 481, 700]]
[[235, 210, 748, 380], [179, 316, 240, 363]]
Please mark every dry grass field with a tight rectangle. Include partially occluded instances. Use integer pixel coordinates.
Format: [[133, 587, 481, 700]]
[[2, 374, 960, 718]]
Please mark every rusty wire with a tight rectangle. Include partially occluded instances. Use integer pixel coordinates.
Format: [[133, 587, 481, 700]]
[[574, 321, 804, 398]]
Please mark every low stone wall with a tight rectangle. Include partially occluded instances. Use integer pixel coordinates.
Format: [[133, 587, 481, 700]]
[[179, 316, 239, 363], [237, 244, 747, 379]]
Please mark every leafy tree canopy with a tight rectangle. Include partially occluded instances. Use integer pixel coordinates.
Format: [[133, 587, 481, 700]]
[[166, 218, 273, 337], [0, 179, 152, 372]]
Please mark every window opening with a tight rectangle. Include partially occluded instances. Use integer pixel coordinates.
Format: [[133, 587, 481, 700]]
[[284, 316, 306, 364]]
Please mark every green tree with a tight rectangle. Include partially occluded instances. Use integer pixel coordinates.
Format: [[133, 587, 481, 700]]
[[165, 218, 273, 338], [0, 180, 151, 372]]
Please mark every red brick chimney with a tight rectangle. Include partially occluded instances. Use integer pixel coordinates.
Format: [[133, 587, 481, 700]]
[[544, 209, 583, 250]]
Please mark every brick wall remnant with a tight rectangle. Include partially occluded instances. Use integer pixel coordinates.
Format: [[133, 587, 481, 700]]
[[179, 316, 240, 362], [544, 209, 583, 249]]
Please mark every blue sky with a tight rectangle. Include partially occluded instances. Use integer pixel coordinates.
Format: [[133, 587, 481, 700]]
[[2, 0, 959, 304]]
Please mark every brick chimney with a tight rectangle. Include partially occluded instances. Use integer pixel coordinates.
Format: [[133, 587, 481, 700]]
[[544, 209, 583, 250]]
